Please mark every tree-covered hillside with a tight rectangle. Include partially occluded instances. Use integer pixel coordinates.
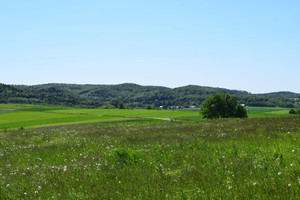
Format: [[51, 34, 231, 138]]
[[1, 83, 299, 108], [0, 84, 98, 107]]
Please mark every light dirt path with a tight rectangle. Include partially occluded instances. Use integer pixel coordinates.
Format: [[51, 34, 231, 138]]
[[33, 118, 145, 129], [32, 117, 176, 130], [143, 117, 172, 121]]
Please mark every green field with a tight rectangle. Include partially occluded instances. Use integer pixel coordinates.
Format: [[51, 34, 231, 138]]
[[48, 108, 201, 120], [0, 117, 299, 199], [0, 104, 293, 129], [0, 105, 131, 129], [246, 107, 291, 118]]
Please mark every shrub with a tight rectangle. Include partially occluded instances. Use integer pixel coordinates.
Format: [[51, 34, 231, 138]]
[[289, 109, 296, 114], [118, 101, 125, 109], [145, 105, 154, 110], [114, 148, 141, 164]]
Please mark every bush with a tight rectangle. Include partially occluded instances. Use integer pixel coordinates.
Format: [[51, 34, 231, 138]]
[[145, 105, 154, 110], [118, 101, 125, 109], [289, 109, 296, 114], [114, 148, 141, 164], [290, 109, 300, 114]]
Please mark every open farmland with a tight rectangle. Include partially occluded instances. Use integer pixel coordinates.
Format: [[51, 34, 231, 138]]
[[0, 116, 300, 199], [246, 107, 291, 118], [48, 108, 202, 120], [0, 104, 294, 130], [0, 105, 131, 129]]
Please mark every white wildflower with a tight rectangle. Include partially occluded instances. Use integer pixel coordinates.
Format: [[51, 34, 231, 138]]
[[278, 172, 282, 175]]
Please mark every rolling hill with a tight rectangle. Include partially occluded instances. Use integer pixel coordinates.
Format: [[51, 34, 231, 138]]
[[1, 83, 299, 108]]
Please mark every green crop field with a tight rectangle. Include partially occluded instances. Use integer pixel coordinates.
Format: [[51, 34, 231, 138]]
[[0, 117, 299, 199], [0, 105, 131, 129], [246, 107, 291, 118], [48, 108, 201, 120], [0, 104, 294, 129]]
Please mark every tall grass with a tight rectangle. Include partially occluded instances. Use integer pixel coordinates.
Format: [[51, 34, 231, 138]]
[[0, 117, 299, 199]]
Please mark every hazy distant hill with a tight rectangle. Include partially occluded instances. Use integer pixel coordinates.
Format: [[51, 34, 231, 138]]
[[1, 83, 299, 108], [258, 91, 300, 98]]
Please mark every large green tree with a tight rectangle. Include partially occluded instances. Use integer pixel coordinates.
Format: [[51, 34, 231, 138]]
[[200, 94, 247, 119]]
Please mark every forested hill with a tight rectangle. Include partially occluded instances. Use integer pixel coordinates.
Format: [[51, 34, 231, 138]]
[[1, 83, 299, 108]]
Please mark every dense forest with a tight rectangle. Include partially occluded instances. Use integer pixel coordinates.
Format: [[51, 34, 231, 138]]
[[1, 83, 299, 108]]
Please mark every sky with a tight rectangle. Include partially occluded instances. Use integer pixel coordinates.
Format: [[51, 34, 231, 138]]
[[1, 0, 299, 94]]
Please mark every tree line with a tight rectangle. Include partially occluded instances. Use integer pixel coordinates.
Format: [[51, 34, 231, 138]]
[[1, 83, 299, 108]]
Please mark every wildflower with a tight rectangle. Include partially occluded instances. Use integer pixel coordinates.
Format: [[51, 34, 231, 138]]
[[290, 163, 293, 167], [292, 149, 295, 152], [253, 182, 257, 185], [6, 184, 10, 187], [278, 172, 282, 175], [35, 191, 38, 194], [63, 166, 67, 172], [288, 183, 291, 187], [228, 186, 232, 189], [24, 192, 27, 195], [38, 186, 42, 190]]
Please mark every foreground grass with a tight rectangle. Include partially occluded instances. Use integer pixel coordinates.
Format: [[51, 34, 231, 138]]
[[0, 117, 300, 199]]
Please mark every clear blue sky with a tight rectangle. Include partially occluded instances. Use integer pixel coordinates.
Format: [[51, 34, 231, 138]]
[[1, 0, 299, 93]]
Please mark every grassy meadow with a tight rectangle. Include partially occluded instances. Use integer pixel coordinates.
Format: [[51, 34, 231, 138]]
[[0, 117, 299, 199], [0, 104, 299, 199]]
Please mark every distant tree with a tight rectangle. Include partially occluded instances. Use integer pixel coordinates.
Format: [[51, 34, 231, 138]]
[[118, 101, 125, 109], [145, 105, 154, 110], [289, 109, 296, 114], [200, 94, 247, 119]]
